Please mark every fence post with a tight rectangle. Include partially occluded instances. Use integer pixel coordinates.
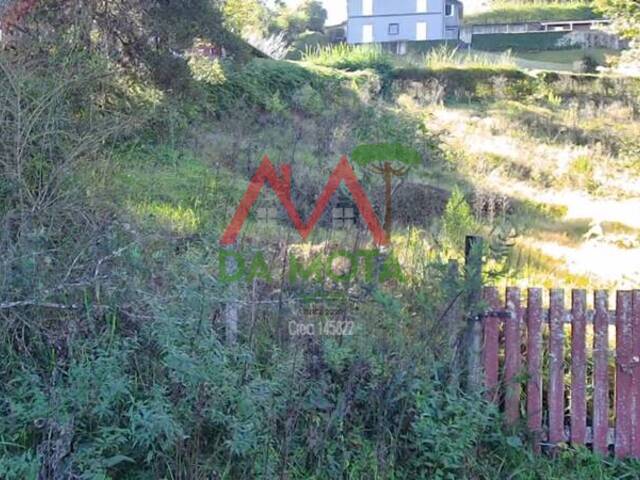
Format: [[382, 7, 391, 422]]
[[527, 288, 543, 453], [482, 287, 500, 403], [571, 290, 587, 445], [593, 290, 610, 454], [505, 287, 522, 426], [548, 289, 566, 446], [222, 244, 240, 346], [444, 260, 463, 389], [465, 235, 484, 391], [631, 291, 640, 458]]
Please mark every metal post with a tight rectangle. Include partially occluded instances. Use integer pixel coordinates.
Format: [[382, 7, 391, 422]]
[[465, 235, 484, 391]]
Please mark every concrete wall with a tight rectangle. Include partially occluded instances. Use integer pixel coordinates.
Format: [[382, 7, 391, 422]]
[[462, 19, 625, 50]]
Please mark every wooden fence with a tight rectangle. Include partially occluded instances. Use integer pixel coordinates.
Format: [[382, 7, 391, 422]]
[[480, 287, 640, 457]]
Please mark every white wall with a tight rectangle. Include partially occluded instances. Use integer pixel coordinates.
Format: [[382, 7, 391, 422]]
[[346, 0, 449, 43]]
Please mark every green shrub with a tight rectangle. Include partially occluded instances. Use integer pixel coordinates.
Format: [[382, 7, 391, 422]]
[[442, 187, 478, 254], [472, 32, 573, 52], [303, 43, 395, 75], [202, 58, 349, 111], [286, 31, 331, 60], [575, 54, 601, 73], [408, 387, 500, 479]]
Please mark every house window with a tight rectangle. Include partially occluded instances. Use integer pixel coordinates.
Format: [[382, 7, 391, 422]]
[[363, 0, 373, 16], [416, 22, 427, 41], [362, 24, 374, 43], [388, 23, 400, 35], [257, 207, 278, 223], [333, 206, 356, 229], [445, 4, 455, 16], [417, 0, 427, 13]]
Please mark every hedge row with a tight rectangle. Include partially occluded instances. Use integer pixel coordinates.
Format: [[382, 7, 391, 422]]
[[472, 32, 574, 52]]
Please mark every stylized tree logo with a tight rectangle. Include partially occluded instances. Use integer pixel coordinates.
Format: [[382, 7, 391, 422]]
[[352, 143, 421, 244]]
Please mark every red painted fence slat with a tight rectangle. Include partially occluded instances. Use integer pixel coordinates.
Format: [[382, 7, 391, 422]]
[[483, 287, 500, 403], [505, 287, 522, 426], [526, 288, 543, 452], [548, 289, 565, 446], [616, 291, 633, 458], [571, 290, 587, 445], [631, 291, 640, 457], [480, 287, 640, 457], [593, 290, 610, 454]]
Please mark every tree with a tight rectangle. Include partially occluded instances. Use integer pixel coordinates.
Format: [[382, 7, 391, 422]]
[[595, 0, 640, 39], [303, 0, 328, 33], [352, 143, 421, 243], [223, 0, 267, 35], [1, 0, 249, 91], [270, 0, 327, 39], [595, 0, 640, 72]]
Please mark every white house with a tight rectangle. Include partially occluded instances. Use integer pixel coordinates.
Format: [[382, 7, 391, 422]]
[[347, 0, 463, 49]]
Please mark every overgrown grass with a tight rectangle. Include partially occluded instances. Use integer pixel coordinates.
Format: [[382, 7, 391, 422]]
[[110, 143, 239, 235], [465, 0, 601, 25], [5, 27, 640, 479], [424, 46, 517, 70], [302, 43, 396, 73]]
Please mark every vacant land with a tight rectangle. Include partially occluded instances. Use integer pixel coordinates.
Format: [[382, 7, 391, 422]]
[[304, 45, 640, 288], [3, 26, 640, 480]]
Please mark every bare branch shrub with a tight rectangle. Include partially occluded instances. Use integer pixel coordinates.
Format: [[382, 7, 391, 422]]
[[0, 53, 127, 345]]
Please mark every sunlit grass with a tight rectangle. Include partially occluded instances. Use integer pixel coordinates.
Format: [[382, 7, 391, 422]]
[[130, 202, 200, 234], [424, 46, 517, 70], [465, 0, 599, 25], [188, 56, 227, 86], [111, 144, 240, 237], [302, 43, 395, 71], [502, 242, 593, 289], [117, 77, 165, 107]]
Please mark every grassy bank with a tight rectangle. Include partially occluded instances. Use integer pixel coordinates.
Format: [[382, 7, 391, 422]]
[[465, 1, 601, 25], [515, 48, 618, 65]]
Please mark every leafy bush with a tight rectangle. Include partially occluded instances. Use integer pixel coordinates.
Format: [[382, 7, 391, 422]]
[[408, 387, 501, 478], [576, 54, 601, 73], [286, 30, 331, 60], [202, 58, 347, 111], [442, 187, 479, 254]]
